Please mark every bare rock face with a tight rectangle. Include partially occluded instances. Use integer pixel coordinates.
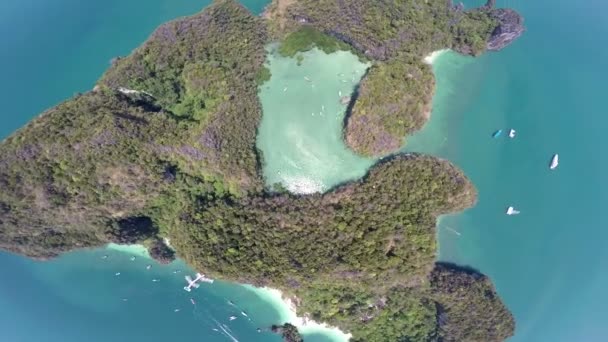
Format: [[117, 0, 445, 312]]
[[487, 9, 525, 51]]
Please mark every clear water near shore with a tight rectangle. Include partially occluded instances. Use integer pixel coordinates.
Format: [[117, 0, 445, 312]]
[[257, 46, 373, 194]]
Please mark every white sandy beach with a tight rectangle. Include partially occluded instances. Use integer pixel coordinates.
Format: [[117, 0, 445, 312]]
[[106, 243, 151, 258], [250, 286, 352, 342], [107, 243, 351, 340], [423, 49, 449, 65]]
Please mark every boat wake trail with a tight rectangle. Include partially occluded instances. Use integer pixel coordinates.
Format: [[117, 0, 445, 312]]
[[213, 319, 239, 342]]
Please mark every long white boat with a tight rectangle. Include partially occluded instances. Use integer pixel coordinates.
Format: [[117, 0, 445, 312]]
[[550, 154, 559, 170]]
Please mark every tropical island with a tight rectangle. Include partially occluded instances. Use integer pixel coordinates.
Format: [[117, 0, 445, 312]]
[[0, 0, 523, 341]]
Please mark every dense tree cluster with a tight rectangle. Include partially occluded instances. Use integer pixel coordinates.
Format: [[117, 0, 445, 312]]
[[277, 26, 361, 59], [430, 263, 516, 342], [0, 90, 179, 258], [101, 0, 269, 193], [168, 154, 475, 286], [0, 0, 269, 256], [270, 0, 501, 60], [294, 280, 438, 341], [271, 323, 304, 342], [345, 58, 435, 156], [268, 0, 521, 157], [0, 0, 520, 341]]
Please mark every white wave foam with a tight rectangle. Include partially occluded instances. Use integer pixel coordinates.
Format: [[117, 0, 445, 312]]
[[106, 243, 151, 258], [282, 175, 325, 194], [423, 49, 449, 65], [250, 286, 352, 341]]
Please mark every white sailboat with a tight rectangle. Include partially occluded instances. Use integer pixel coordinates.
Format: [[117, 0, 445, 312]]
[[509, 129, 516, 138], [506, 206, 520, 215], [550, 154, 559, 170]]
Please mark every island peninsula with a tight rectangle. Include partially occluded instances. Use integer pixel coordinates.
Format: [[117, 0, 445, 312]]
[[0, 0, 523, 341]]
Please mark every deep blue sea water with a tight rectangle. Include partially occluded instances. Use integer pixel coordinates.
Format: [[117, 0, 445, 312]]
[[1, 0, 607, 341]]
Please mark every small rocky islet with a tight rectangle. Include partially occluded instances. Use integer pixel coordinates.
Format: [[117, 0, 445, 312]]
[[0, 0, 523, 341]]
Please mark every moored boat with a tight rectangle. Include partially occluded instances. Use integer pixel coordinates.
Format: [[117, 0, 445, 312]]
[[550, 154, 559, 170], [506, 206, 520, 215]]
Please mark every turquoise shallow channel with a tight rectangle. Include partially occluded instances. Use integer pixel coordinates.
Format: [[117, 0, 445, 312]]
[[1, 0, 608, 341], [257, 46, 373, 193]]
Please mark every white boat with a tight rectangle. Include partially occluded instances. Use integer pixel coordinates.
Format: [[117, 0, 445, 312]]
[[509, 129, 516, 138], [506, 206, 520, 215], [550, 154, 559, 170], [229, 316, 238, 321]]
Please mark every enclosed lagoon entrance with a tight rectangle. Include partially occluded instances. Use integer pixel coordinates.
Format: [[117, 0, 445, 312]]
[[257, 46, 373, 194]]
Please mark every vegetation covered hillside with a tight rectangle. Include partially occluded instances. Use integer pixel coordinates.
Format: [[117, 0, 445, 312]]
[[268, 0, 523, 156], [345, 58, 435, 156], [100, 0, 269, 193], [169, 154, 476, 287], [0, 0, 268, 260], [431, 263, 516, 342], [0, 0, 520, 341]]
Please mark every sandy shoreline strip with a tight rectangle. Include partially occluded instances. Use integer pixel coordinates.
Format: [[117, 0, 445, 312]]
[[107, 244, 351, 340], [106, 243, 151, 258], [423, 49, 449, 65], [251, 286, 352, 341]]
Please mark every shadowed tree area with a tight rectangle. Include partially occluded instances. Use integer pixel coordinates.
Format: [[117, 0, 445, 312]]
[[430, 263, 515, 342]]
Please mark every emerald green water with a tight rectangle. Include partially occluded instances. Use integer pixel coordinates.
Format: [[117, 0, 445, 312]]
[[257, 46, 373, 193]]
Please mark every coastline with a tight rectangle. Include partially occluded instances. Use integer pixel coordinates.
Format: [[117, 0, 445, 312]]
[[106, 243, 151, 258], [107, 243, 351, 340], [250, 286, 353, 341], [423, 49, 450, 65], [101, 49, 465, 342]]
